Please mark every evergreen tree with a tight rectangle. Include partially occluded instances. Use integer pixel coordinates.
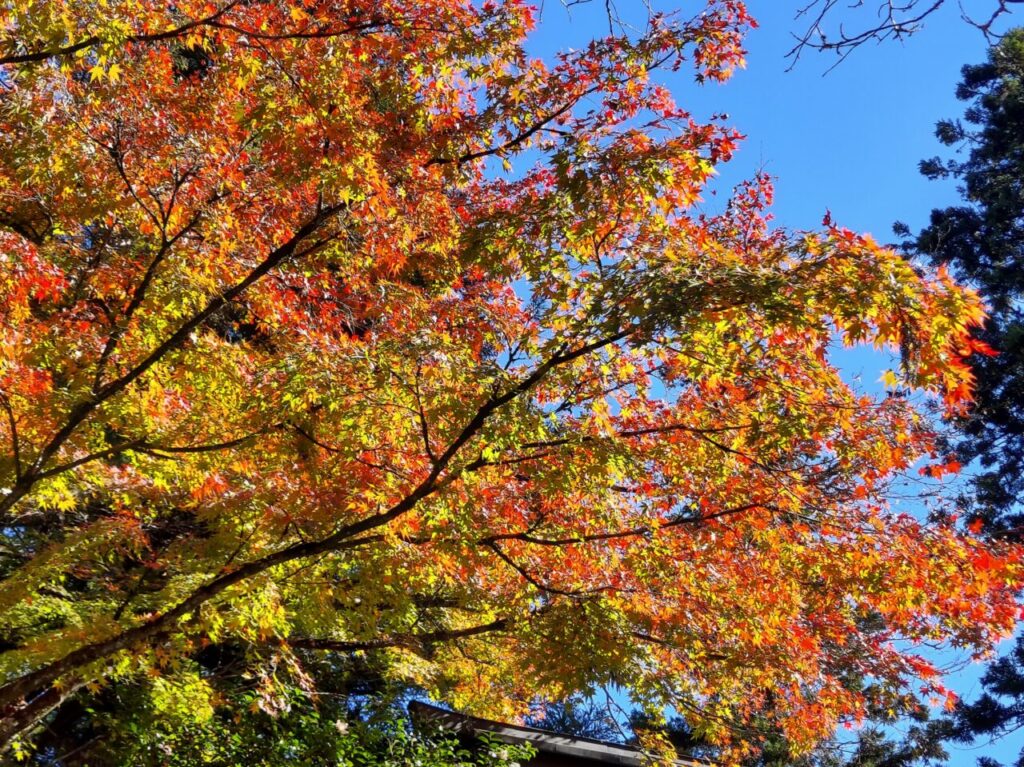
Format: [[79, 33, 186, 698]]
[[906, 28, 1024, 535], [897, 26, 1024, 767]]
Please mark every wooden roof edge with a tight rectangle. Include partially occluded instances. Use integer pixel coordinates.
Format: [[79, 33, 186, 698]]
[[408, 700, 711, 767]]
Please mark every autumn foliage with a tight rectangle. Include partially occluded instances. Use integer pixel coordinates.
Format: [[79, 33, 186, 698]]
[[0, 0, 1019, 760]]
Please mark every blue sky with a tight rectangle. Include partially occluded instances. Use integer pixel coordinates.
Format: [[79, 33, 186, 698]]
[[525, 2, 1023, 763], [532, 0, 998, 237]]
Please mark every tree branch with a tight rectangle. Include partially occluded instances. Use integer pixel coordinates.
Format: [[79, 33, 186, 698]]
[[0, 2, 245, 66], [0, 202, 348, 520], [0, 329, 639, 742], [284, 618, 510, 656]]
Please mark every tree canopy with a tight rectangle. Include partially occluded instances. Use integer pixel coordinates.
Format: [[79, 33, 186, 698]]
[[0, 0, 1020, 762]]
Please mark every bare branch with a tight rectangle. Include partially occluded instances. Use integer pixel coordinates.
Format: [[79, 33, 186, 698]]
[[786, 0, 1022, 70]]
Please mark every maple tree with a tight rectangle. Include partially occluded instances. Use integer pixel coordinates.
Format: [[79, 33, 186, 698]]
[[0, 0, 1021, 761]]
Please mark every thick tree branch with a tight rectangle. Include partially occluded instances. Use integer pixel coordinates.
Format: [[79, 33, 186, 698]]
[[0, 679, 86, 747], [0, 392, 21, 481], [0, 328, 638, 743], [0, 2, 242, 66], [285, 618, 510, 656]]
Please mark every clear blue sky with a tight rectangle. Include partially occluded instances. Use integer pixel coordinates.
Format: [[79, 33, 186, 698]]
[[526, 2, 1022, 764], [532, 0, 1001, 236]]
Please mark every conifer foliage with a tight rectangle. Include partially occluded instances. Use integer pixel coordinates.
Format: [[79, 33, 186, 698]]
[[911, 28, 1024, 534], [902, 28, 1024, 767], [0, 1, 1020, 760]]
